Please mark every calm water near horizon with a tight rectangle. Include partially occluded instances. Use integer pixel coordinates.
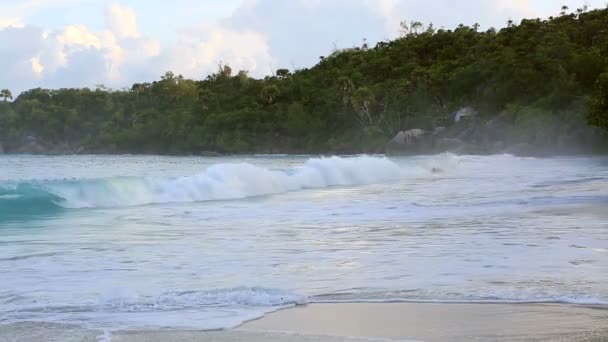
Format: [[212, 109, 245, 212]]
[[1, 153, 607, 331]]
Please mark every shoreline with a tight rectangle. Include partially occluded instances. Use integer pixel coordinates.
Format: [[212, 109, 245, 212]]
[[1, 151, 608, 159], [2, 302, 607, 341], [238, 302, 608, 341]]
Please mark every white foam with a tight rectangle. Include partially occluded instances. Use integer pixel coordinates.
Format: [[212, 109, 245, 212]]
[[96, 287, 307, 311], [1, 287, 307, 331], [45, 155, 414, 208]]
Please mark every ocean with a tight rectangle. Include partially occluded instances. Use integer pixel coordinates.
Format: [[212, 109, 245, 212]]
[[1, 154, 607, 332]]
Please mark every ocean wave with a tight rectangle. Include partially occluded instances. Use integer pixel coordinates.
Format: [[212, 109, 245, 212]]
[[97, 286, 307, 312], [0, 155, 427, 212], [1, 287, 307, 331]]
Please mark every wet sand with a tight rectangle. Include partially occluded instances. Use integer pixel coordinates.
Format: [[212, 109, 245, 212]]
[[240, 303, 608, 341], [2, 303, 607, 341]]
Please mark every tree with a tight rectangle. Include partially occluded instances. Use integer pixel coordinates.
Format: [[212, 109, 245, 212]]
[[276, 68, 290, 79], [237, 70, 250, 85], [1, 89, 13, 101], [351, 87, 375, 125], [588, 72, 608, 129], [222, 65, 232, 78], [260, 85, 279, 104], [400, 20, 423, 37]]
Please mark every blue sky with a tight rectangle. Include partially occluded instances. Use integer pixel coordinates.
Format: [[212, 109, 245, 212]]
[[1, 0, 606, 94]]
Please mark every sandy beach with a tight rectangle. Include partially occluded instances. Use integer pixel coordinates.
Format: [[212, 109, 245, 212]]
[[240, 303, 608, 341], [2, 303, 607, 341]]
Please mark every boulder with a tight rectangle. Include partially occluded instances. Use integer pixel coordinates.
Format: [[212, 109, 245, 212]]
[[387, 131, 407, 148], [14, 136, 48, 154], [453, 107, 477, 123], [16, 142, 47, 154], [386, 129, 431, 154], [403, 129, 426, 145]]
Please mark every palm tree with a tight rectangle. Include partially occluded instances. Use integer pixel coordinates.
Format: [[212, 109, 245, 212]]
[[560, 5, 569, 15], [0, 89, 12, 101], [260, 85, 279, 104], [410, 21, 423, 35]]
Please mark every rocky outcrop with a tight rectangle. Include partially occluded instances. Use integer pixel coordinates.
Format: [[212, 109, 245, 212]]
[[386, 129, 432, 154], [385, 106, 605, 157], [4, 135, 85, 155], [452, 107, 477, 122], [13, 136, 48, 154]]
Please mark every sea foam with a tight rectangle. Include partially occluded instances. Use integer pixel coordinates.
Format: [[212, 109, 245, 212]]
[[1, 155, 417, 210]]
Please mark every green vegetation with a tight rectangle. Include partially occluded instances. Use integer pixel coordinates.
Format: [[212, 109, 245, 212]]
[[1, 7, 608, 154]]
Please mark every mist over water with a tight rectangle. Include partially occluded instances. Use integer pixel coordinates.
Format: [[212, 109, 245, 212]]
[[1, 154, 607, 331]]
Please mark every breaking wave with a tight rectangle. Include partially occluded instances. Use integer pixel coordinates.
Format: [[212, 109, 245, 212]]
[[0, 155, 431, 214]]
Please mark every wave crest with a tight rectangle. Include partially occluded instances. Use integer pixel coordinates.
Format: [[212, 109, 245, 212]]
[[1, 155, 413, 212]]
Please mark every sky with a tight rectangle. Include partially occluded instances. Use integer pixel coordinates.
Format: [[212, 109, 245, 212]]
[[1, 0, 606, 94]]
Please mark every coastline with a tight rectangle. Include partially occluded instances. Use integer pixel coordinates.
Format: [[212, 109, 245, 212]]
[[238, 303, 608, 341], [2, 150, 608, 158], [3, 303, 607, 342]]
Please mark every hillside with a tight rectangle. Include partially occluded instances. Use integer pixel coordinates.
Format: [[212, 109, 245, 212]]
[[1, 6, 608, 155]]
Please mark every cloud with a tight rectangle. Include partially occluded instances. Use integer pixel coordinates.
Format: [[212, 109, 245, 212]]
[[0, 26, 46, 90], [225, 0, 388, 69], [0, 7, 138, 93], [105, 4, 139, 39], [0, 17, 24, 29], [154, 25, 273, 78], [0, 3, 276, 94]]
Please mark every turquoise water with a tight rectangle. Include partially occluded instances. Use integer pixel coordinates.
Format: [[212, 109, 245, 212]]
[[1, 154, 607, 331]]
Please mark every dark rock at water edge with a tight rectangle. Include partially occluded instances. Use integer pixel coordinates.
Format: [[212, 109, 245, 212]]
[[3, 135, 85, 155], [385, 106, 608, 157], [200, 151, 223, 157], [386, 129, 433, 155]]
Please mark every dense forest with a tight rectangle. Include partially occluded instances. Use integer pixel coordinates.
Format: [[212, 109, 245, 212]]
[[1, 6, 608, 155]]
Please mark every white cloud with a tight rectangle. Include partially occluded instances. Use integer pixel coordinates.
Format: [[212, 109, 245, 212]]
[[0, 3, 274, 94], [225, 0, 388, 70], [0, 17, 24, 29], [153, 25, 273, 78], [30, 57, 44, 75], [105, 4, 139, 39]]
